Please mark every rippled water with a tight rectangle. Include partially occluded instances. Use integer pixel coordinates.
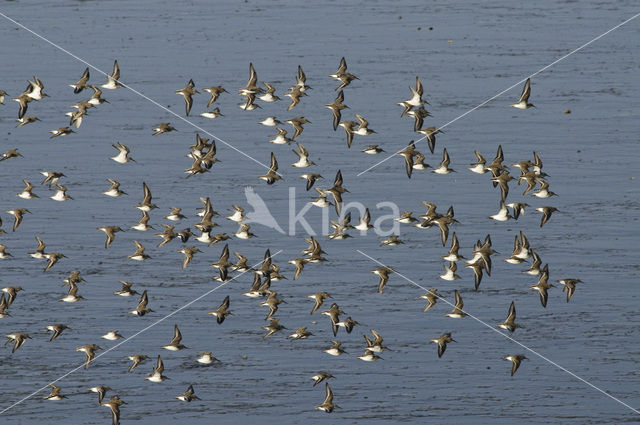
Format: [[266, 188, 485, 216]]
[[0, 0, 639, 424]]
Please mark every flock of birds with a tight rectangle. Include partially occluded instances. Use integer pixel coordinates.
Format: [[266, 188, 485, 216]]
[[0, 57, 583, 423]]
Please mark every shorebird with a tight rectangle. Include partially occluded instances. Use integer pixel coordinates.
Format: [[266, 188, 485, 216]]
[[353, 114, 375, 136], [161, 324, 187, 350], [41, 171, 65, 187], [209, 295, 231, 324], [101, 395, 126, 425], [203, 85, 227, 106], [258, 82, 280, 102], [27, 236, 46, 259], [44, 252, 65, 272], [152, 122, 176, 135], [146, 355, 167, 382], [49, 127, 74, 138], [260, 116, 281, 126], [503, 354, 527, 375], [128, 241, 150, 261], [126, 354, 148, 372], [77, 344, 101, 369], [101, 59, 122, 89], [0, 148, 22, 161], [490, 200, 513, 221], [44, 385, 66, 401], [288, 327, 313, 340], [262, 318, 286, 338], [536, 206, 558, 227], [103, 179, 127, 197], [196, 352, 218, 365], [417, 127, 442, 154], [308, 292, 331, 315], [45, 324, 69, 342], [325, 90, 348, 131], [371, 266, 393, 294], [131, 211, 152, 231], [315, 383, 339, 413], [135, 182, 158, 211], [285, 85, 306, 110], [441, 232, 464, 262], [364, 329, 389, 353], [361, 145, 384, 155], [497, 301, 521, 332], [200, 107, 223, 119], [258, 152, 281, 184], [444, 290, 467, 318], [110, 142, 135, 164], [0, 244, 11, 259], [70, 67, 90, 93], [430, 147, 455, 174], [176, 385, 200, 402], [430, 332, 455, 358], [420, 288, 441, 312], [291, 142, 315, 167], [102, 330, 124, 341], [5, 332, 31, 352], [269, 127, 292, 145], [439, 261, 460, 281], [50, 184, 72, 201], [408, 106, 431, 133], [98, 226, 123, 248], [529, 266, 554, 307], [115, 281, 138, 297], [557, 278, 583, 302], [6, 208, 29, 232], [130, 290, 152, 316], [354, 208, 373, 231], [2, 286, 22, 307], [324, 340, 346, 356], [311, 372, 334, 387], [176, 79, 198, 116], [239, 63, 262, 95], [510, 78, 534, 109], [60, 282, 82, 302], [16, 116, 40, 127], [178, 246, 201, 269], [532, 179, 557, 198], [357, 349, 382, 361], [89, 385, 110, 404]]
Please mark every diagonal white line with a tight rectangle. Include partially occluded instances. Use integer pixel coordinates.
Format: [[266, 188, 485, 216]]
[[357, 249, 640, 415], [0, 10, 276, 174], [357, 11, 640, 177], [0, 250, 282, 415]]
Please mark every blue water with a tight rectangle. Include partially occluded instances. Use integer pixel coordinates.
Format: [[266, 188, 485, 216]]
[[0, 0, 639, 423]]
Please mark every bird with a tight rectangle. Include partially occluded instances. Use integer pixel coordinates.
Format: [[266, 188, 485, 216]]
[[49, 127, 74, 138], [44, 252, 65, 272], [0, 148, 23, 161], [258, 152, 281, 184], [101, 59, 122, 89], [175, 79, 198, 116], [311, 372, 334, 387], [196, 352, 218, 365], [45, 324, 69, 342], [209, 295, 231, 324], [357, 349, 382, 361], [5, 332, 31, 353], [50, 184, 72, 201], [529, 266, 554, 307], [41, 171, 65, 187], [490, 200, 513, 221], [203, 85, 227, 106], [128, 241, 150, 261], [16, 116, 40, 127], [269, 127, 292, 145], [510, 78, 534, 109], [371, 266, 393, 294], [288, 327, 313, 340], [258, 82, 280, 102], [126, 354, 148, 372], [89, 385, 111, 404], [431, 148, 455, 174], [325, 90, 348, 131], [497, 301, 521, 332], [429, 332, 455, 358], [110, 142, 135, 164], [130, 290, 152, 316], [70, 67, 90, 93], [60, 282, 83, 302], [338, 120, 357, 148], [503, 354, 527, 376], [291, 142, 315, 168], [200, 107, 223, 119], [420, 288, 441, 312], [161, 324, 187, 351], [284, 85, 306, 110], [135, 182, 158, 211], [444, 290, 467, 318], [98, 226, 123, 248], [439, 261, 461, 281], [115, 281, 138, 297], [103, 179, 127, 197], [262, 318, 286, 338], [2, 286, 22, 307], [353, 114, 376, 136], [0, 243, 12, 259], [361, 145, 384, 155], [77, 344, 101, 369], [44, 384, 66, 401], [101, 395, 126, 425], [315, 383, 339, 413], [308, 292, 332, 315], [364, 329, 389, 353], [416, 127, 443, 154], [536, 206, 558, 227], [178, 246, 201, 269], [102, 330, 123, 341], [557, 278, 583, 302], [176, 385, 200, 402], [324, 340, 346, 356], [146, 355, 168, 382], [131, 211, 153, 231], [152, 122, 176, 135]]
